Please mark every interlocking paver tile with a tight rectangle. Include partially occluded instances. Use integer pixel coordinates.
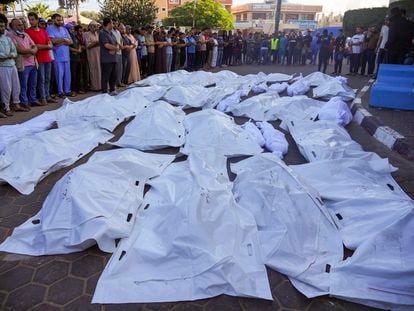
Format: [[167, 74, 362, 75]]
[[267, 268, 287, 290], [0, 265, 33, 291], [20, 255, 55, 268], [104, 303, 146, 311], [64, 295, 101, 311], [47, 277, 84, 305], [204, 295, 243, 311], [5, 283, 46, 311], [239, 297, 280, 311], [71, 255, 104, 278], [0, 213, 28, 228], [308, 298, 345, 311], [170, 303, 204, 311], [31, 303, 62, 311], [0, 260, 18, 274], [86, 273, 100, 296], [274, 281, 310, 309], [34, 260, 70, 285]]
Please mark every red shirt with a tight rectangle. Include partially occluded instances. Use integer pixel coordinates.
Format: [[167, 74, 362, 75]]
[[25, 27, 52, 63]]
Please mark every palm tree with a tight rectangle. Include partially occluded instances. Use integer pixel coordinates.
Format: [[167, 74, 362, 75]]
[[25, 2, 52, 19]]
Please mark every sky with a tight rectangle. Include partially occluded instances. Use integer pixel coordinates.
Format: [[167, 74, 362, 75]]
[[25, 0, 390, 15]]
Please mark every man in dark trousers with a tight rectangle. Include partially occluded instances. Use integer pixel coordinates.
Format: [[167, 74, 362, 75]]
[[386, 7, 414, 64], [99, 17, 119, 95], [317, 29, 331, 73]]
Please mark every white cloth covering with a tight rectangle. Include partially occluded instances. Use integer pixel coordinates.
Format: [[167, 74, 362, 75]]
[[287, 79, 310, 97], [163, 85, 214, 109], [242, 121, 265, 147], [0, 124, 113, 195], [265, 73, 294, 83], [267, 82, 288, 94], [318, 97, 353, 126], [57, 93, 152, 131], [301, 72, 335, 87], [124, 85, 169, 101], [251, 82, 268, 94], [181, 109, 263, 157], [226, 93, 280, 121], [265, 96, 324, 125], [111, 101, 185, 150], [231, 154, 343, 298], [216, 90, 243, 112], [290, 158, 404, 202], [312, 80, 356, 101], [330, 210, 414, 310], [0, 110, 59, 153], [287, 120, 364, 162], [0, 149, 175, 255], [256, 121, 288, 158], [325, 198, 413, 250], [92, 155, 272, 303]]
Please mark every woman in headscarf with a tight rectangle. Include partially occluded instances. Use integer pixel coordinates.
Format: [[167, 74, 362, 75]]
[[83, 20, 101, 91], [125, 25, 140, 83]]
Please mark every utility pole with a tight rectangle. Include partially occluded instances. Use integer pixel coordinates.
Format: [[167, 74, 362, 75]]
[[274, 0, 282, 34]]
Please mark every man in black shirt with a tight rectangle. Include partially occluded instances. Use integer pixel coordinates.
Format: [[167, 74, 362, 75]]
[[387, 7, 414, 64], [317, 29, 331, 73]]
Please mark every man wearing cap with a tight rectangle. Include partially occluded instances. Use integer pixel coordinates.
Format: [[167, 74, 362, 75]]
[[26, 12, 57, 105], [8, 18, 40, 109], [47, 13, 73, 98]]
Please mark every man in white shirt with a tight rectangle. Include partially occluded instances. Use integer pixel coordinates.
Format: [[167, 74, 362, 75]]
[[111, 19, 124, 87], [348, 27, 364, 75], [376, 18, 389, 73]]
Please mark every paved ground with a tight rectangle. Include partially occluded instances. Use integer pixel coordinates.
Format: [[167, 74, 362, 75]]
[[1, 63, 413, 311], [361, 87, 414, 147]]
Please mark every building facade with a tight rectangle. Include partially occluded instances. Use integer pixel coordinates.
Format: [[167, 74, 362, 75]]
[[232, 2, 323, 33], [155, 0, 233, 23]]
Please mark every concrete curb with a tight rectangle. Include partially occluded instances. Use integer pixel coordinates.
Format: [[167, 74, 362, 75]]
[[350, 80, 414, 160]]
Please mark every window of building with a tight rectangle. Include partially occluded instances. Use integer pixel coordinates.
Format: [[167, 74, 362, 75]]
[[252, 13, 267, 20], [243, 13, 248, 21], [162, 7, 166, 11]]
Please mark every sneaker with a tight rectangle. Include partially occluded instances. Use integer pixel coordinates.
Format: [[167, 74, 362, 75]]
[[0, 111, 6, 118], [110, 90, 118, 96], [4, 110, 13, 116], [66, 92, 77, 97], [31, 101, 46, 107]]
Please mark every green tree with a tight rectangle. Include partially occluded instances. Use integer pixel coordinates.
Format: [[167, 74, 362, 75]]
[[100, 0, 158, 28], [80, 10, 102, 21], [343, 7, 387, 36], [25, 3, 53, 19], [164, 0, 234, 30]]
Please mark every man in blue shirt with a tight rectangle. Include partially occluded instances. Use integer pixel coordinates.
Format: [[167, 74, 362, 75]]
[[47, 13, 73, 98], [186, 31, 196, 71]]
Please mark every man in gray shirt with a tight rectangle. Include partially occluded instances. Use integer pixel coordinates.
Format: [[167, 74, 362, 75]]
[[99, 17, 119, 95]]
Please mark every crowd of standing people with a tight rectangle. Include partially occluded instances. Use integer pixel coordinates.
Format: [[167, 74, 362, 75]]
[[0, 6, 413, 118]]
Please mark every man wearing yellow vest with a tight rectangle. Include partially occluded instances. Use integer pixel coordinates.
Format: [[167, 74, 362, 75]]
[[270, 33, 279, 64]]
